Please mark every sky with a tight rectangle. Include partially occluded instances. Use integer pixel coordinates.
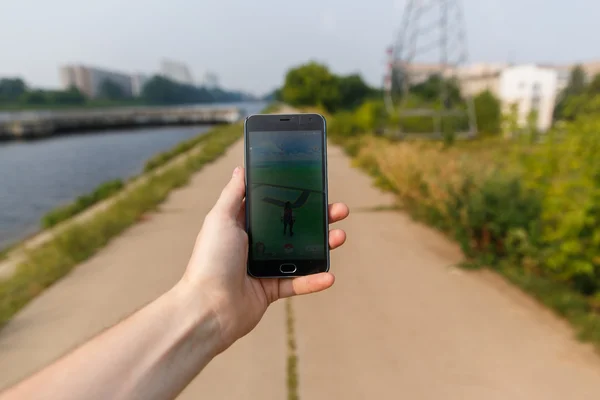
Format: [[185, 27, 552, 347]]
[[1, 0, 598, 95]]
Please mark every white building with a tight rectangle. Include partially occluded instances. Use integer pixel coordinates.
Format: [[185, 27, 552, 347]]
[[498, 65, 559, 132], [160, 59, 194, 86], [60, 65, 133, 99], [60, 66, 88, 93], [392, 62, 507, 98], [455, 63, 507, 97], [131, 74, 149, 97]]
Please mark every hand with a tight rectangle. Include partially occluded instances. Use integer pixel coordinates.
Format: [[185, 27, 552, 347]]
[[180, 166, 349, 354]]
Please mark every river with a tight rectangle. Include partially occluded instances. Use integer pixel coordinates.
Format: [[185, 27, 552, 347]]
[[0, 101, 266, 249]]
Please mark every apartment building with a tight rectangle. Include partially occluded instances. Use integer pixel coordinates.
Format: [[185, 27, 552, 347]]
[[60, 65, 133, 99], [498, 64, 559, 132]]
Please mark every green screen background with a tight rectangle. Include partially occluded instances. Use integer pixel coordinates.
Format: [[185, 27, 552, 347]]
[[248, 131, 325, 260]]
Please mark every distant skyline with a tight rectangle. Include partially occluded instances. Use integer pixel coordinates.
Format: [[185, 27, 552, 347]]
[[1, 0, 598, 95]]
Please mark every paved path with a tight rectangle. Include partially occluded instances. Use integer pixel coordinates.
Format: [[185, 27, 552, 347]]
[[2, 138, 600, 399]]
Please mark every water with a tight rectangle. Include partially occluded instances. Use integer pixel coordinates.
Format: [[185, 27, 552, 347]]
[[0, 101, 266, 249]]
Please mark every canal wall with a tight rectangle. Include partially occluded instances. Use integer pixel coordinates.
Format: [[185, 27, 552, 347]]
[[0, 105, 243, 140]]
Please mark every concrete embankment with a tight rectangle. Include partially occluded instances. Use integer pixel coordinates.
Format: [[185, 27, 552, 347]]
[[0, 105, 242, 140]]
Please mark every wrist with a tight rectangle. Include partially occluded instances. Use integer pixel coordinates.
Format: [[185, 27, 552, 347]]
[[168, 279, 224, 358]]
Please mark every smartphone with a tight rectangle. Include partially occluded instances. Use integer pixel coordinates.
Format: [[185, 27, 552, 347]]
[[244, 113, 329, 278]]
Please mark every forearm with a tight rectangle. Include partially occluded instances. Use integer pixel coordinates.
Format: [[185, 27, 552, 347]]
[[1, 281, 221, 400]]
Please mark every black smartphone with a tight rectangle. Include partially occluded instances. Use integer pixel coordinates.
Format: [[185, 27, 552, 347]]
[[244, 113, 329, 278]]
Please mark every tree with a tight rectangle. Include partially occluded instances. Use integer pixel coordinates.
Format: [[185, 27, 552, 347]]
[[526, 109, 539, 142], [554, 65, 588, 121], [567, 65, 587, 95], [141, 76, 215, 105], [49, 87, 86, 105], [19, 90, 48, 105], [411, 74, 462, 106], [587, 74, 600, 95], [281, 62, 340, 112], [261, 89, 281, 102], [502, 103, 520, 139], [555, 72, 600, 122], [0, 78, 27, 102], [98, 79, 127, 100], [209, 87, 249, 102], [337, 74, 373, 109], [142, 76, 178, 104], [353, 100, 387, 132], [474, 90, 501, 134], [577, 94, 600, 116]]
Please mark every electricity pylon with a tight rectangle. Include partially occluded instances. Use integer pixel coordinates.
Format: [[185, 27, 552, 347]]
[[383, 0, 477, 139]]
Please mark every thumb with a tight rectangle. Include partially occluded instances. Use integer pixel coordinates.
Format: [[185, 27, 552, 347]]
[[215, 166, 246, 218]]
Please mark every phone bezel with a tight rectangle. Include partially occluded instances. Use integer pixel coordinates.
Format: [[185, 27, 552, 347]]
[[244, 113, 329, 278]]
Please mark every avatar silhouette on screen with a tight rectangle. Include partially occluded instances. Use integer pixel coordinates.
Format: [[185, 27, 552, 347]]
[[281, 201, 296, 236]]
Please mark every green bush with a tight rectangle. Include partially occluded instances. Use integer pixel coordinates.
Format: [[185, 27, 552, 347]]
[[393, 95, 470, 136], [328, 111, 362, 140], [518, 113, 600, 294], [474, 90, 501, 134], [448, 173, 543, 261], [353, 100, 387, 132]]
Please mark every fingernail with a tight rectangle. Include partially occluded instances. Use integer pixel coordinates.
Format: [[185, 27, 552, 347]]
[[232, 166, 240, 177]]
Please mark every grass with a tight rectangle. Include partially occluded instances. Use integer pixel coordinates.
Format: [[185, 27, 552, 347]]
[[0, 245, 15, 262], [286, 298, 299, 400], [42, 180, 125, 228], [498, 263, 600, 345], [0, 120, 243, 329], [143, 125, 224, 172]]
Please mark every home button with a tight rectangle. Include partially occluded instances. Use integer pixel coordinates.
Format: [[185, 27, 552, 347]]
[[279, 263, 297, 274]]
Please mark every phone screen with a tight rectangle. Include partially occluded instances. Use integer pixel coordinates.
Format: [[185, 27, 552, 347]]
[[246, 130, 327, 265]]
